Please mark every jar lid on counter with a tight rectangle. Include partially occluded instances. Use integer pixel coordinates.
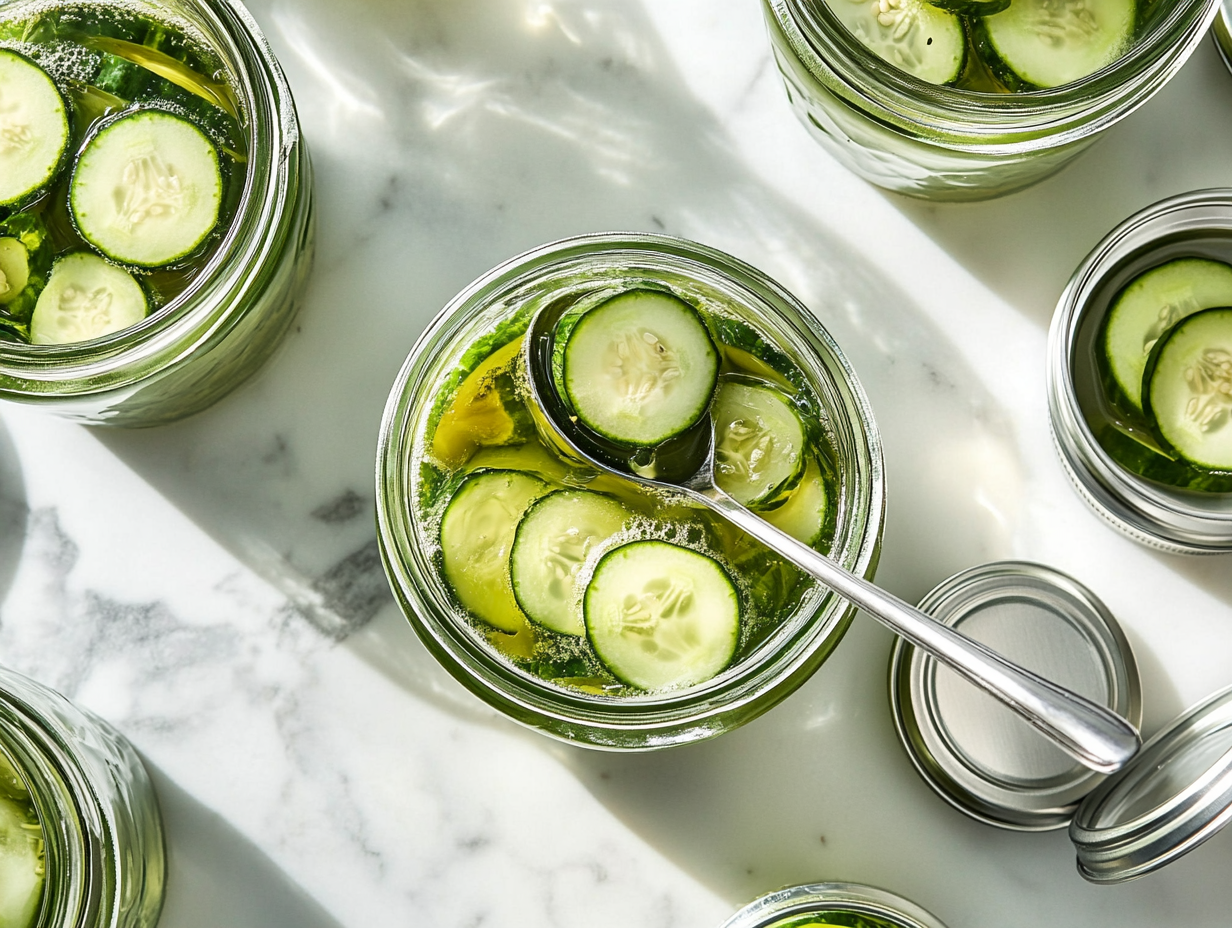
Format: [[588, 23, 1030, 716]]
[[1071, 685, 1232, 883], [890, 562, 1142, 832]]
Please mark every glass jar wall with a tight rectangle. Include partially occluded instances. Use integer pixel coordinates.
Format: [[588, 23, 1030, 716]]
[[762, 0, 1217, 200], [0, 666, 164, 928], [0, 0, 314, 426], [721, 883, 951, 928]]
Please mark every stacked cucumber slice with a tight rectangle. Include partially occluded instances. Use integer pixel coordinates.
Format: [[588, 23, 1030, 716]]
[[0, 50, 70, 209], [431, 288, 836, 692], [824, 0, 1137, 89], [0, 4, 240, 345], [1097, 258, 1232, 486]]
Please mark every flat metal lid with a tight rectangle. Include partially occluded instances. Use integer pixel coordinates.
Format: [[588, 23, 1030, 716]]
[[1070, 685, 1232, 883], [890, 562, 1142, 831]]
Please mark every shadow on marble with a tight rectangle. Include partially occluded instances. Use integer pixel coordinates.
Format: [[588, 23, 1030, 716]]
[[150, 767, 344, 928], [92, 1, 1018, 714], [1151, 549, 1232, 618], [888, 42, 1232, 331], [564, 615, 1232, 927], [0, 415, 28, 609], [1120, 624, 1185, 738]]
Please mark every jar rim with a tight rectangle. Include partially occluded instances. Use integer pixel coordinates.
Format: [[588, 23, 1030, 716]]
[[770, 0, 1218, 150], [720, 882, 951, 928], [0, 670, 95, 928], [0, 0, 298, 393], [1047, 188, 1232, 553], [375, 232, 886, 747], [0, 665, 165, 928]]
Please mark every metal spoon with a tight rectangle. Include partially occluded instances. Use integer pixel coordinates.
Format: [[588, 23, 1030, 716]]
[[523, 303, 1140, 774]]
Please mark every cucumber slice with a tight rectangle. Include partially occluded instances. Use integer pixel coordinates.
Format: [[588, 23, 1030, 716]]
[[0, 795, 43, 928], [981, 0, 1135, 89], [562, 289, 719, 447], [823, 0, 965, 85], [0, 239, 29, 305], [1104, 259, 1232, 412], [511, 489, 631, 636], [30, 252, 147, 345], [0, 50, 70, 208], [70, 109, 222, 268], [584, 540, 740, 691], [440, 469, 549, 633], [763, 456, 829, 546], [1143, 308, 1232, 472], [713, 380, 806, 509]]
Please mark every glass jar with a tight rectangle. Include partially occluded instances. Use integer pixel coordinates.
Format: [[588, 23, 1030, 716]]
[[0, 666, 164, 928], [376, 233, 885, 750], [721, 883, 950, 928], [761, 0, 1217, 200], [0, 0, 314, 427], [1048, 188, 1232, 553], [1216, 0, 1232, 75]]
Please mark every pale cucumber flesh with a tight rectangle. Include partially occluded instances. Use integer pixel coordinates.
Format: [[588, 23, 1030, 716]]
[[763, 456, 829, 546], [511, 489, 631, 636], [585, 540, 740, 690], [982, 0, 1135, 88], [1104, 258, 1232, 411], [440, 469, 549, 633], [0, 50, 69, 207], [824, 0, 965, 84], [0, 239, 29, 305], [70, 109, 222, 268], [713, 380, 806, 508], [1143, 308, 1232, 471], [563, 290, 719, 447], [30, 252, 147, 345]]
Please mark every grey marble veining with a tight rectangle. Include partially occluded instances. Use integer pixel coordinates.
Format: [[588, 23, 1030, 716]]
[[2, 1, 1232, 926]]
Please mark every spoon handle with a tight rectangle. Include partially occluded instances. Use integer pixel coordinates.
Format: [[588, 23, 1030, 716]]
[[699, 493, 1140, 774]]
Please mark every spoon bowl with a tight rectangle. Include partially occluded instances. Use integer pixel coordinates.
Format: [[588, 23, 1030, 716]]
[[524, 301, 1141, 774]]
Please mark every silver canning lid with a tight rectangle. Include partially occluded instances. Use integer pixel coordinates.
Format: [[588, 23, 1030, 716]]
[[1071, 685, 1232, 883], [1217, 2, 1232, 74], [890, 562, 1142, 832], [1047, 189, 1232, 554]]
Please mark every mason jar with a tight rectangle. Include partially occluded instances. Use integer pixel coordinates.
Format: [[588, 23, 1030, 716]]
[[0, 0, 314, 426], [1216, 0, 1232, 76], [376, 233, 885, 750], [721, 883, 951, 928], [761, 0, 1217, 200], [0, 666, 164, 928], [1047, 188, 1232, 553]]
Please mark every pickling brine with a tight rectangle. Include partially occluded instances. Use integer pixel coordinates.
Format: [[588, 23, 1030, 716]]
[[418, 287, 842, 695], [0, 1, 245, 345], [0, 750, 42, 928]]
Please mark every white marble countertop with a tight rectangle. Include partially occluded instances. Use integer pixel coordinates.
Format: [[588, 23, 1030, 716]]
[[3, 2, 1232, 926]]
